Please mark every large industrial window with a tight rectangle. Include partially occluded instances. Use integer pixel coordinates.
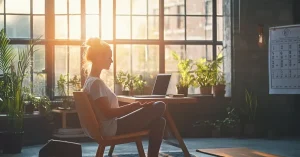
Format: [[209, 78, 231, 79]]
[[1, 0, 223, 98]]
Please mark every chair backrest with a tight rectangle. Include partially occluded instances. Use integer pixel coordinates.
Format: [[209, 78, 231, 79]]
[[73, 91, 103, 141]]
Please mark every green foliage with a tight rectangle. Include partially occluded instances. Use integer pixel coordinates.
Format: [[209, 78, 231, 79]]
[[240, 88, 258, 122], [69, 75, 81, 91], [171, 51, 194, 88], [57, 74, 68, 96], [193, 58, 213, 87], [194, 107, 240, 131], [115, 71, 128, 89], [0, 28, 40, 131], [133, 75, 146, 94]]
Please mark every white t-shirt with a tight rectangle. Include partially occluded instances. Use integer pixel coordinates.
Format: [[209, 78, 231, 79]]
[[82, 76, 119, 136]]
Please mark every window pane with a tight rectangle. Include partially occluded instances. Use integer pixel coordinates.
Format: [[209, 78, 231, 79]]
[[132, 45, 159, 73], [116, 16, 130, 39], [101, 0, 113, 40], [148, 0, 159, 15], [69, 15, 81, 39], [54, 46, 68, 96], [187, 16, 212, 40], [186, 0, 212, 15], [186, 45, 213, 61], [164, 5, 184, 15], [0, 15, 3, 30], [148, 16, 159, 39], [69, 46, 81, 95], [6, 0, 30, 13], [165, 45, 185, 95], [55, 16, 67, 39], [86, 15, 99, 38], [69, 0, 81, 14], [132, 0, 147, 15], [217, 0, 223, 15], [0, 0, 3, 13], [33, 16, 45, 39], [132, 45, 159, 94], [33, 45, 46, 96], [217, 17, 223, 41], [55, 0, 67, 14], [164, 16, 185, 40], [217, 45, 224, 71], [33, 0, 45, 14], [165, 45, 186, 72], [6, 15, 30, 38], [132, 16, 147, 39], [86, 0, 99, 14], [116, 44, 131, 72], [116, 0, 130, 15]]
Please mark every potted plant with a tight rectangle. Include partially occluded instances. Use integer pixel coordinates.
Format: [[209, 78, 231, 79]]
[[0, 29, 40, 153], [115, 71, 127, 95], [133, 75, 147, 95], [210, 52, 225, 97], [240, 88, 258, 137], [193, 58, 213, 95], [212, 72, 226, 97], [171, 51, 194, 97]]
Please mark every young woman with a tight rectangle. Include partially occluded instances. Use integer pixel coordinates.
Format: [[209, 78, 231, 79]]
[[82, 38, 166, 157]]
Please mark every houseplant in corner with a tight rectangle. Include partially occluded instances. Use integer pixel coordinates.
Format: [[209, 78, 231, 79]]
[[171, 51, 194, 97], [240, 88, 258, 137], [0, 29, 39, 153]]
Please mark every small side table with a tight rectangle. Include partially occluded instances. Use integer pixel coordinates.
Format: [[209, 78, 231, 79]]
[[52, 109, 77, 129]]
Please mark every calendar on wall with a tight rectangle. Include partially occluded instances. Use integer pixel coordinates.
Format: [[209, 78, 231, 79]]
[[269, 25, 300, 94]]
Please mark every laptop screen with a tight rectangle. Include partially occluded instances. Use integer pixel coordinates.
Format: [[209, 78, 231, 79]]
[[152, 74, 171, 95]]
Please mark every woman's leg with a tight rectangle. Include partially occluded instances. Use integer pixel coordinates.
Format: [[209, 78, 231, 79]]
[[116, 101, 166, 157]]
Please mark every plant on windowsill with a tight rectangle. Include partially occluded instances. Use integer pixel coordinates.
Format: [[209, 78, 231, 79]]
[[115, 71, 128, 95], [133, 75, 147, 95], [57, 74, 72, 109], [0, 28, 40, 153], [171, 51, 195, 97], [210, 50, 226, 97], [193, 58, 213, 95]]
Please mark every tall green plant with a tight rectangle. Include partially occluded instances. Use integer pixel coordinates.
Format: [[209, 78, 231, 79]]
[[0, 29, 40, 131], [171, 51, 194, 88], [241, 89, 258, 123]]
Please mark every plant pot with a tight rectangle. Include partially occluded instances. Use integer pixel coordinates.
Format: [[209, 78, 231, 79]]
[[114, 83, 123, 95], [212, 85, 225, 97], [3, 131, 24, 154], [244, 123, 255, 137], [200, 86, 212, 95], [39, 105, 47, 115], [122, 90, 129, 96], [177, 86, 188, 97], [24, 101, 34, 114]]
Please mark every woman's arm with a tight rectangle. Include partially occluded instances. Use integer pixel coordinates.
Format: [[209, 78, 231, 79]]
[[93, 97, 143, 118]]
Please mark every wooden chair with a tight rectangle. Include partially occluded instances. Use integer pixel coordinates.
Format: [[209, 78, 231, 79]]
[[73, 91, 149, 157]]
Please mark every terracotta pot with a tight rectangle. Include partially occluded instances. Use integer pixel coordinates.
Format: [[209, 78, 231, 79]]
[[177, 86, 188, 97], [212, 84, 225, 97], [200, 86, 212, 95]]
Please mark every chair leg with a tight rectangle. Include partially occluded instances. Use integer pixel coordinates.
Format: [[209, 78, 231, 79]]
[[108, 145, 115, 156], [96, 145, 105, 157], [136, 139, 146, 157]]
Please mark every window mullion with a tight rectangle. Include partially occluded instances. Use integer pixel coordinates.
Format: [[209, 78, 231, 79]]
[[213, 0, 217, 60]]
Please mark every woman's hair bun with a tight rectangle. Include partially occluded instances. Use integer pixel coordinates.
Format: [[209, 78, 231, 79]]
[[86, 37, 101, 47]]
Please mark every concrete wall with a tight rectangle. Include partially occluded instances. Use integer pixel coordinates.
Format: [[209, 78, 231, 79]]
[[230, 0, 299, 136]]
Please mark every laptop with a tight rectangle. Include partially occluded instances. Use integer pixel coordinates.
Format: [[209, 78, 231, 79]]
[[134, 74, 171, 98]]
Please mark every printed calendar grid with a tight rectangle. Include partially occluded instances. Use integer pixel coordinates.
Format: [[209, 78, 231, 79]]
[[270, 37, 300, 89]]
